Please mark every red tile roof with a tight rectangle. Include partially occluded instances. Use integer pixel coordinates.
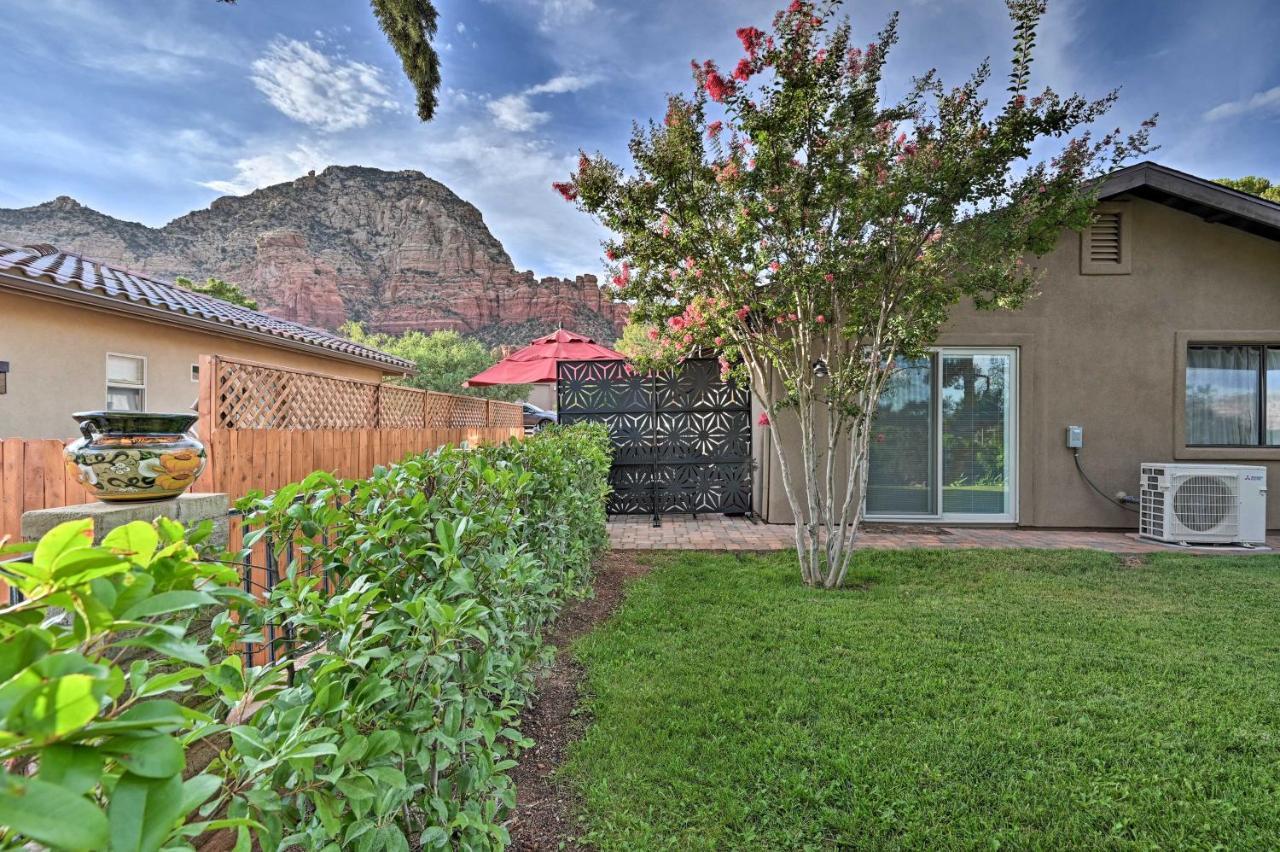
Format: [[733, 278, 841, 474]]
[[0, 243, 413, 372]]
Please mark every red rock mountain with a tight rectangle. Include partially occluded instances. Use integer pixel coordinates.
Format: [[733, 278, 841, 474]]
[[0, 166, 627, 345]]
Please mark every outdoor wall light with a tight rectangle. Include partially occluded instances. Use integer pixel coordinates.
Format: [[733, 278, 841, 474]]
[[0, 361, 8, 395], [812, 358, 829, 378]]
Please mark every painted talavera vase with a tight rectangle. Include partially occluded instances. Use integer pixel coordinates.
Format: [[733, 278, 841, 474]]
[[65, 411, 207, 502]]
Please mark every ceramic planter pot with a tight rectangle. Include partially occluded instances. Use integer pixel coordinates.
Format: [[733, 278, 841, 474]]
[[65, 411, 207, 502]]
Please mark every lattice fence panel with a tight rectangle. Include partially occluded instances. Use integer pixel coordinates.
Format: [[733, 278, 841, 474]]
[[288, 375, 377, 429], [213, 359, 375, 429], [488, 401, 524, 428], [451, 396, 490, 427], [379, 385, 427, 428], [209, 357, 527, 431], [213, 360, 296, 429], [424, 393, 454, 428]]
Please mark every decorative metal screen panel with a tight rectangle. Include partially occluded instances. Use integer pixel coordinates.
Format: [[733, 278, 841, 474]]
[[558, 358, 751, 515]]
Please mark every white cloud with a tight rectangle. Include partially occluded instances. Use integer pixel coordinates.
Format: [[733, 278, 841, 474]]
[[457, 22, 467, 33], [1205, 85, 1280, 122], [16, 0, 241, 79], [534, 0, 597, 32], [488, 94, 551, 131], [486, 73, 600, 132], [198, 145, 329, 195], [526, 73, 600, 95], [250, 38, 398, 132]]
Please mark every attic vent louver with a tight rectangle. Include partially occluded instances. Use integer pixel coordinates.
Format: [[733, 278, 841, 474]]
[[1088, 213, 1122, 264], [1080, 205, 1131, 275]]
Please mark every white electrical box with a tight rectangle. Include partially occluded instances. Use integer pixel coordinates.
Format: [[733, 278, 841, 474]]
[[1066, 426, 1083, 448]]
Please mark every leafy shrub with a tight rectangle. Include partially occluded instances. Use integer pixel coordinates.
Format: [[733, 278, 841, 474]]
[[235, 422, 612, 850], [0, 518, 261, 851], [0, 424, 611, 851]]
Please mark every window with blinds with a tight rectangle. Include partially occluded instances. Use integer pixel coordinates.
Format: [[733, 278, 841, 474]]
[[1080, 206, 1131, 274], [106, 353, 146, 412]]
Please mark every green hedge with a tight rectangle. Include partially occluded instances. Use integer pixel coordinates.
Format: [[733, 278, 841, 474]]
[[0, 423, 612, 851]]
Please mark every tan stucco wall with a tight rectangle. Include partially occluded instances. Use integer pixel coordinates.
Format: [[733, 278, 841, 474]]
[[760, 196, 1280, 528], [0, 291, 390, 439]]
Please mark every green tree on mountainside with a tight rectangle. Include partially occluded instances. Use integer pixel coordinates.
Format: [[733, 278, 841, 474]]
[[341, 323, 529, 401], [175, 274, 258, 309]]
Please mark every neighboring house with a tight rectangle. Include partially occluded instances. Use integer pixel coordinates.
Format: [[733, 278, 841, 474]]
[[758, 162, 1280, 529], [0, 243, 413, 439]]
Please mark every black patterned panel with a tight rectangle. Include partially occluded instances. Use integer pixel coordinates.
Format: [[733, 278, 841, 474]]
[[557, 360, 650, 413], [560, 411, 655, 465], [559, 358, 753, 515], [654, 358, 750, 412], [653, 411, 751, 464]]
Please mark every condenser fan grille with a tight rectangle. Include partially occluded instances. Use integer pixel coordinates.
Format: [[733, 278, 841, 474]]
[[1171, 474, 1237, 533]]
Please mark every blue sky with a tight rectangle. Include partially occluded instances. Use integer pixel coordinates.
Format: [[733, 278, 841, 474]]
[[1, 0, 1277, 278]]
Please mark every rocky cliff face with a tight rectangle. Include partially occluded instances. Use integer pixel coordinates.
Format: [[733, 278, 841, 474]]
[[0, 166, 627, 345]]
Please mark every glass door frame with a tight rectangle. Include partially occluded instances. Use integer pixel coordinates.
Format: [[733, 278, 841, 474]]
[[866, 346, 1019, 524]]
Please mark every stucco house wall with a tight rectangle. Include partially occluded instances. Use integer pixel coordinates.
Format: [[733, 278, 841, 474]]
[[0, 290, 390, 439], [759, 191, 1280, 529]]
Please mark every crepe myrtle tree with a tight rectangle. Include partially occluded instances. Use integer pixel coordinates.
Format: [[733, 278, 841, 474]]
[[554, 0, 1154, 587]]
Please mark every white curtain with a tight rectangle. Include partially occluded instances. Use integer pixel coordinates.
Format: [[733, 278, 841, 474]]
[[1186, 346, 1258, 445]]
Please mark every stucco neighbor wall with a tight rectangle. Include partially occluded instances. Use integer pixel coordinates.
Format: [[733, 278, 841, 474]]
[[760, 196, 1280, 529], [0, 290, 391, 440]]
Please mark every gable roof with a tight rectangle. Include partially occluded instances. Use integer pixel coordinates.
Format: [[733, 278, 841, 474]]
[[1098, 161, 1280, 243], [0, 243, 413, 373]]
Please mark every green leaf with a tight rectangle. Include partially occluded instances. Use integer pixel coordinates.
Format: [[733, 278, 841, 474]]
[[50, 549, 129, 584], [102, 522, 160, 565], [336, 773, 377, 802], [87, 699, 187, 735], [15, 673, 101, 742], [120, 590, 219, 621], [0, 626, 52, 682], [101, 734, 185, 779], [180, 774, 222, 818], [31, 519, 95, 578], [290, 742, 339, 760], [0, 773, 109, 850], [108, 772, 184, 852], [137, 667, 202, 698], [38, 743, 105, 796]]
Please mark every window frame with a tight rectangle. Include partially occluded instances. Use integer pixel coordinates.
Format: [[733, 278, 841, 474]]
[[1184, 343, 1278, 448], [105, 352, 147, 412], [864, 346, 1019, 524], [1175, 331, 1280, 461]]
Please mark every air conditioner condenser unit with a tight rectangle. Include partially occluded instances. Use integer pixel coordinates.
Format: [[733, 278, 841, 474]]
[[1139, 463, 1267, 545]]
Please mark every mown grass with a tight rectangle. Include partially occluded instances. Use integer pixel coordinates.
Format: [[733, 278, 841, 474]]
[[564, 549, 1280, 850]]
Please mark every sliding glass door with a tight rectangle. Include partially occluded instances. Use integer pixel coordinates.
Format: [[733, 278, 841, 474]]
[[867, 349, 1016, 522]]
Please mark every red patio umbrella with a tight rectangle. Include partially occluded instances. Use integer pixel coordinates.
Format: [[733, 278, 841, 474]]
[[463, 328, 625, 386]]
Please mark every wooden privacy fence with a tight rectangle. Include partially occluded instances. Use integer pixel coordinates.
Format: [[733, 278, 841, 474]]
[[0, 356, 524, 544], [192, 355, 523, 501]]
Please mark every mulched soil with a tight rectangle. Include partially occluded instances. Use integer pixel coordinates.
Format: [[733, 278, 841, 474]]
[[508, 550, 656, 851], [861, 523, 953, 535]]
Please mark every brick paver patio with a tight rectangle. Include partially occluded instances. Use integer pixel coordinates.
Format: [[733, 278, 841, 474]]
[[608, 514, 1280, 554]]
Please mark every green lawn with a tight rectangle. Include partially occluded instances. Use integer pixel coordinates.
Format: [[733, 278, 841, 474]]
[[564, 550, 1280, 850]]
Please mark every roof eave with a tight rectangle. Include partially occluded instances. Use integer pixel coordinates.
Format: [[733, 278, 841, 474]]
[[0, 272, 415, 375], [1097, 162, 1280, 242]]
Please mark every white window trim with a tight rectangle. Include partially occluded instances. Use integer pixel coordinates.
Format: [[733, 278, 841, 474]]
[[865, 346, 1019, 524], [106, 352, 147, 411]]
